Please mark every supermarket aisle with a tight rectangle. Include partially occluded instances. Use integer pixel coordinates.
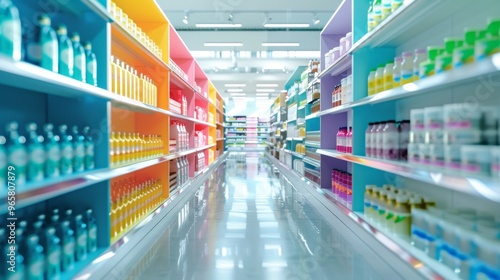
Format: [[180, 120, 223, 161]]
[[133, 153, 401, 280]]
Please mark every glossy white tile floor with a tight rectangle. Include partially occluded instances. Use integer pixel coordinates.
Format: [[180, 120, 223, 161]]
[[132, 153, 403, 280]]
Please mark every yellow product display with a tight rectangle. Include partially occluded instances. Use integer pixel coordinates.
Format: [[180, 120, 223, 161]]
[[111, 132, 164, 167]]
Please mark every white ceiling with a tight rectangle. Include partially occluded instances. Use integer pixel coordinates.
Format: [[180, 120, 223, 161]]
[[158, 0, 341, 105]]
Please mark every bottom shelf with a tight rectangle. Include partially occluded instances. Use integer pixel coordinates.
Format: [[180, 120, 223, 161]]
[[60, 248, 107, 280]]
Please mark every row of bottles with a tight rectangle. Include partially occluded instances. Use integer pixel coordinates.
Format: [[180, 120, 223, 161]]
[[170, 122, 189, 152], [0, 122, 94, 190], [110, 178, 164, 240], [109, 132, 164, 167], [0, 208, 97, 280], [0, 0, 98, 85], [110, 56, 157, 106], [336, 127, 353, 154], [109, 2, 163, 59], [171, 157, 189, 189], [195, 152, 205, 174]]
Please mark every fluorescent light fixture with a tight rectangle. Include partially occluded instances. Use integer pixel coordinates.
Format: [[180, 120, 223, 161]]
[[204, 42, 243, 47], [263, 23, 310, 28], [256, 84, 279, 87], [256, 89, 276, 92], [183, 14, 189, 24], [227, 89, 244, 92], [256, 93, 269, 96], [262, 42, 300, 47], [225, 84, 246, 87], [230, 93, 246, 96], [312, 13, 320, 25], [196, 23, 242, 28]]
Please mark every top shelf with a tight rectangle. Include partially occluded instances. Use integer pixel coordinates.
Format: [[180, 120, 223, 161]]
[[351, 0, 469, 52], [321, 0, 352, 36]]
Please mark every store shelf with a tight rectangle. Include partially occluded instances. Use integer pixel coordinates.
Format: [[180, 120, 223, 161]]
[[216, 138, 225, 141], [351, 0, 469, 51], [291, 151, 305, 158], [169, 70, 198, 93], [286, 137, 304, 141], [302, 157, 321, 167], [79, 0, 112, 21], [318, 53, 352, 78], [304, 141, 321, 148], [317, 149, 500, 203], [216, 122, 224, 126], [305, 112, 320, 120]]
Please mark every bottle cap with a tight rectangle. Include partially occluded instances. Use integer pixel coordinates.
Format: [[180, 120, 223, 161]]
[[415, 48, 426, 54], [402, 51, 413, 57], [71, 33, 81, 42], [386, 60, 394, 64], [394, 56, 403, 62], [84, 41, 93, 51], [487, 18, 500, 37], [56, 24, 68, 35], [38, 14, 51, 26]]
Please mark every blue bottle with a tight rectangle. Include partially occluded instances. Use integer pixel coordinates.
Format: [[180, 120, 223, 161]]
[[59, 125, 73, 175], [56, 217, 75, 271], [72, 126, 85, 173], [82, 126, 94, 170], [26, 123, 45, 182], [5, 122, 28, 186], [85, 209, 97, 253], [56, 25, 73, 78], [1, 228, 26, 280], [74, 214, 88, 261], [71, 33, 86, 83], [41, 226, 61, 280], [44, 124, 61, 178], [83, 42, 97, 86], [0, 135, 6, 190], [25, 14, 58, 72], [23, 226, 45, 280], [0, 0, 21, 61]]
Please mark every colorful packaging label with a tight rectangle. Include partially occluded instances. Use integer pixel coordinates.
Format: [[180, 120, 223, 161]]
[[401, 70, 413, 84], [453, 48, 475, 68], [61, 143, 73, 174], [384, 74, 393, 90], [28, 258, 44, 279]]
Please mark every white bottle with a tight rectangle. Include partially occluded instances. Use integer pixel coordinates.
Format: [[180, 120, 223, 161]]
[[170, 122, 178, 152], [176, 123, 182, 151], [366, 123, 374, 157], [382, 121, 399, 161], [376, 122, 385, 158]]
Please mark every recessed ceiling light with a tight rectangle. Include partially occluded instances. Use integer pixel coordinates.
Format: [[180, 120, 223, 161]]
[[263, 23, 310, 28], [227, 89, 244, 92], [256, 84, 279, 87], [230, 93, 246, 96], [204, 42, 243, 47], [225, 84, 246, 87], [261, 42, 300, 47], [256, 89, 276, 92], [196, 23, 242, 28]]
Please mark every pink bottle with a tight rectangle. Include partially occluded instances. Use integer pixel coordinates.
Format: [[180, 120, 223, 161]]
[[336, 128, 343, 152], [366, 123, 373, 157], [347, 127, 353, 154], [370, 122, 379, 158], [398, 120, 410, 161], [382, 120, 399, 160], [375, 122, 385, 158]]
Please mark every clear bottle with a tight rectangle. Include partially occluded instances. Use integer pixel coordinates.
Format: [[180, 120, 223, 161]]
[[370, 122, 379, 158], [392, 56, 402, 88], [398, 120, 411, 161], [381, 0, 392, 21], [25, 14, 58, 72], [0, 0, 22, 61], [23, 233, 45, 280], [372, 0, 382, 28], [365, 123, 374, 157], [0, 136, 6, 189], [85, 209, 97, 253], [6, 122, 28, 185], [59, 125, 74, 175], [367, 1, 375, 32], [56, 25, 74, 78], [82, 126, 94, 170], [413, 49, 427, 81], [26, 123, 45, 182], [74, 214, 88, 261], [44, 124, 60, 178], [367, 68, 376, 95], [375, 122, 385, 158], [393, 195, 411, 235], [385, 192, 397, 231], [71, 33, 86, 83], [377, 189, 387, 225], [59, 219, 75, 271], [364, 185, 375, 219], [383, 61, 394, 91], [401, 51, 414, 85], [83, 41, 97, 86], [374, 64, 385, 94], [382, 120, 399, 161], [41, 226, 61, 280], [71, 126, 85, 173], [391, 0, 403, 12]]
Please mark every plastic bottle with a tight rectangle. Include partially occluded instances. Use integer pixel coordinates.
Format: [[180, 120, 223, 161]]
[[41, 226, 61, 280], [0, 136, 6, 189], [347, 127, 353, 154], [372, 0, 382, 28], [365, 123, 374, 157], [83, 41, 97, 86], [419, 46, 444, 79], [56, 25, 74, 78], [392, 56, 402, 87], [382, 120, 399, 161], [27, 14, 58, 72], [82, 126, 94, 170], [59, 125, 74, 175], [381, 0, 392, 21], [369, 122, 379, 158], [74, 214, 88, 261], [23, 233, 45, 280], [72, 126, 85, 173], [413, 49, 427, 81], [391, 0, 403, 12], [377, 189, 387, 225], [43, 124, 60, 178], [6, 122, 27, 185], [375, 122, 385, 158], [367, 69, 376, 95], [385, 192, 397, 232], [398, 120, 410, 161], [401, 51, 414, 85], [393, 195, 411, 235], [375, 64, 385, 94], [383, 61, 394, 91], [367, 1, 375, 32], [58, 218, 75, 272], [85, 209, 97, 253], [364, 185, 375, 219], [336, 127, 343, 152], [0, 0, 22, 61], [71, 33, 86, 83], [26, 123, 45, 182]]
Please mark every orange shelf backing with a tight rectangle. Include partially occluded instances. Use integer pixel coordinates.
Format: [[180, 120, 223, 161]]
[[112, 0, 169, 24]]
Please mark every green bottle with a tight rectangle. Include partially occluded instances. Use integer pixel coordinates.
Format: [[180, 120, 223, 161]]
[[56, 25, 74, 78], [5, 122, 28, 186], [82, 126, 94, 170], [74, 214, 88, 261], [26, 123, 45, 182], [71, 33, 86, 83], [0, 0, 22, 61], [83, 42, 97, 86], [59, 125, 73, 175], [44, 124, 61, 178], [72, 126, 85, 173], [0, 135, 6, 190]]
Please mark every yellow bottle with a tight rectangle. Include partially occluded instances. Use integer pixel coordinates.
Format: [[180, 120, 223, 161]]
[[115, 132, 123, 165], [110, 132, 116, 166], [110, 55, 116, 94], [116, 189, 124, 234], [121, 61, 127, 97], [128, 67, 134, 101], [383, 61, 394, 91], [367, 69, 376, 95], [129, 132, 137, 162], [374, 65, 385, 94], [116, 59, 123, 96], [132, 69, 138, 101], [120, 132, 128, 164]]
